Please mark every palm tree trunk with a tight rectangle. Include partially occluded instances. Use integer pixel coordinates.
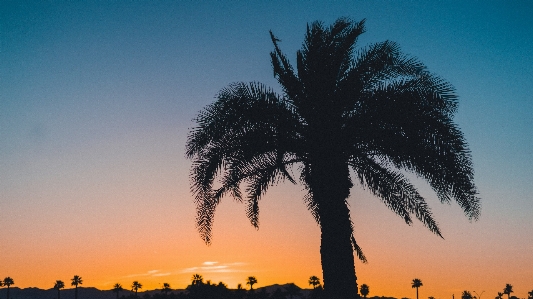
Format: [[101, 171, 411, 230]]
[[311, 153, 358, 299], [417, 287, 419, 299], [75, 286, 78, 299]]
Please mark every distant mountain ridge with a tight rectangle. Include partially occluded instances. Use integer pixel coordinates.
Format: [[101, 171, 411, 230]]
[[1, 285, 399, 299]]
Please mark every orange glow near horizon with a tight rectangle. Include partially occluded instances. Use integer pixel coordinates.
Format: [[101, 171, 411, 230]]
[[4, 181, 533, 299]]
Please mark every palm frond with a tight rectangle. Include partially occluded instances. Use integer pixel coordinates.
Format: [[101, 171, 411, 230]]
[[350, 156, 442, 237]]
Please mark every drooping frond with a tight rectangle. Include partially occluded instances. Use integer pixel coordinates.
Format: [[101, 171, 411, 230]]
[[349, 156, 442, 237], [349, 69, 479, 220], [186, 82, 302, 243]]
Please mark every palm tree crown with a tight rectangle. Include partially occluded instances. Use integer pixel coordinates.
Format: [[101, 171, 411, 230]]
[[71, 275, 82, 299], [463, 291, 473, 299], [3, 277, 14, 299], [246, 276, 258, 290], [54, 280, 65, 299], [503, 284, 513, 299], [132, 281, 142, 297], [192, 274, 203, 286], [308, 276, 321, 289], [412, 279, 423, 299], [186, 17, 479, 299], [113, 283, 123, 299], [360, 284, 370, 298], [162, 283, 172, 294]]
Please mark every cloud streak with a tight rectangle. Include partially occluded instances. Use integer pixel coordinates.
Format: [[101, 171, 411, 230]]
[[181, 261, 248, 274]]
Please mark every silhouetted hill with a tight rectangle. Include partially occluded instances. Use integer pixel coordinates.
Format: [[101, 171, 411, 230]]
[[1, 285, 399, 299], [1, 287, 185, 299]]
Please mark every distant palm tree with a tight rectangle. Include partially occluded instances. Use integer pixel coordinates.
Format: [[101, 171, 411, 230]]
[[412, 279, 423, 299], [246, 276, 258, 290], [162, 283, 172, 295], [187, 17, 480, 299], [360, 284, 370, 298], [308, 276, 321, 289], [192, 274, 203, 286], [71, 275, 82, 299], [113, 283, 123, 299], [462, 291, 473, 299], [132, 281, 142, 297], [496, 292, 504, 299], [527, 290, 533, 299], [54, 280, 65, 299], [3, 277, 14, 299], [503, 284, 513, 299]]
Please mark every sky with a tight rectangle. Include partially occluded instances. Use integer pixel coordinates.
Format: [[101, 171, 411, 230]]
[[1, 0, 532, 298]]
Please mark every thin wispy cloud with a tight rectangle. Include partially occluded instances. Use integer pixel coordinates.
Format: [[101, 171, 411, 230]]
[[181, 261, 248, 273], [123, 270, 171, 278]]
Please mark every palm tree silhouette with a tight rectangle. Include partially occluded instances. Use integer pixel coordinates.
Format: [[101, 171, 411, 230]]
[[308, 276, 321, 289], [360, 284, 369, 298], [162, 283, 172, 295], [503, 284, 513, 299], [3, 277, 14, 299], [192, 274, 203, 286], [527, 289, 533, 299], [412, 279, 423, 299], [186, 17, 480, 299], [112, 283, 123, 299], [71, 275, 82, 299], [462, 291, 473, 299], [54, 280, 65, 299], [246, 276, 257, 290], [132, 281, 142, 297]]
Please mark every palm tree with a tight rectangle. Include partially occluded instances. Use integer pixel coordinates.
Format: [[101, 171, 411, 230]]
[[162, 283, 172, 295], [3, 277, 14, 299], [132, 281, 142, 297], [71, 275, 82, 299], [186, 17, 479, 299], [496, 292, 504, 299], [360, 284, 370, 298], [527, 290, 533, 299], [54, 280, 65, 299], [309, 276, 321, 289], [462, 291, 473, 299], [246, 276, 257, 290], [412, 279, 423, 299], [112, 283, 123, 299], [192, 274, 203, 286], [503, 284, 513, 299]]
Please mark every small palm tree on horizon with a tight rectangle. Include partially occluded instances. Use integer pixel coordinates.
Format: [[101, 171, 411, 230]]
[[132, 281, 142, 297], [246, 276, 258, 290], [412, 279, 423, 299], [503, 284, 513, 299], [71, 275, 82, 299], [308, 276, 321, 289], [112, 283, 123, 299], [54, 280, 65, 299], [192, 274, 203, 286], [462, 291, 473, 299], [162, 283, 172, 295], [360, 284, 370, 298], [527, 289, 533, 299], [3, 277, 15, 299]]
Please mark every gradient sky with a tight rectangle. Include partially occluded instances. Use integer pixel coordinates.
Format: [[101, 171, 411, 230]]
[[1, 1, 532, 298]]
